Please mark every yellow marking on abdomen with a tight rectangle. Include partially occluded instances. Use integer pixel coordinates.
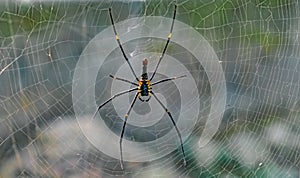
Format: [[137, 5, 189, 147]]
[[168, 33, 172, 39], [115, 35, 119, 40]]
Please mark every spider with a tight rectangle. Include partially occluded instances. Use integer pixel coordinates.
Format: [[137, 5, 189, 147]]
[[93, 4, 186, 169]]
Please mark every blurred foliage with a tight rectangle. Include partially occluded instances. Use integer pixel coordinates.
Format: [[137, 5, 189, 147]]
[[144, 0, 294, 54], [0, 0, 293, 57]]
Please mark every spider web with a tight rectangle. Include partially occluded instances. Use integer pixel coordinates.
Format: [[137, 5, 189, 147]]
[[0, 0, 299, 177]]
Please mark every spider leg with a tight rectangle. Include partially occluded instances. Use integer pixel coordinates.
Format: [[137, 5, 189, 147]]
[[119, 92, 139, 170], [151, 74, 186, 86], [150, 91, 186, 166], [109, 74, 138, 86], [109, 8, 139, 81], [150, 4, 177, 81], [93, 87, 138, 119]]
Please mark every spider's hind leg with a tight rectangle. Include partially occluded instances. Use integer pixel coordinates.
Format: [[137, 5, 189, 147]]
[[119, 92, 139, 170], [93, 88, 138, 119], [150, 91, 187, 166]]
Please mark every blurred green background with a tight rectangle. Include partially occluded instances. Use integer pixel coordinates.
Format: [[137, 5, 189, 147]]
[[0, 0, 299, 177]]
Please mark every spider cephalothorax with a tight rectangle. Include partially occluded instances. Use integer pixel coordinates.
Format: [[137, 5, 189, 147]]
[[94, 4, 186, 170], [138, 59, 151, 101]]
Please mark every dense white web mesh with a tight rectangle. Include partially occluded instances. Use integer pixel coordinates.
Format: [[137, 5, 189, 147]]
[[0, 0, 299, 177]]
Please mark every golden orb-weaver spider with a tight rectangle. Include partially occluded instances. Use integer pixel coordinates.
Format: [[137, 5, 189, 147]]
[[93, 5, 186, 169]]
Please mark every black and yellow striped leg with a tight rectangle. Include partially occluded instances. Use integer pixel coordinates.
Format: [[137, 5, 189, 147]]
[[109, 8, 139, 81], [150, 91, 186, 166], [151, 74, 186, 86], [119, 92, 139, 170], [150, 4, 177, 81], [109, 74, 138, 86], [93, 88, 138, 119]]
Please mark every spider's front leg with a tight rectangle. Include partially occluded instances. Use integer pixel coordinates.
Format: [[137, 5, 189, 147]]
[[150, 4, 177, 81]]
